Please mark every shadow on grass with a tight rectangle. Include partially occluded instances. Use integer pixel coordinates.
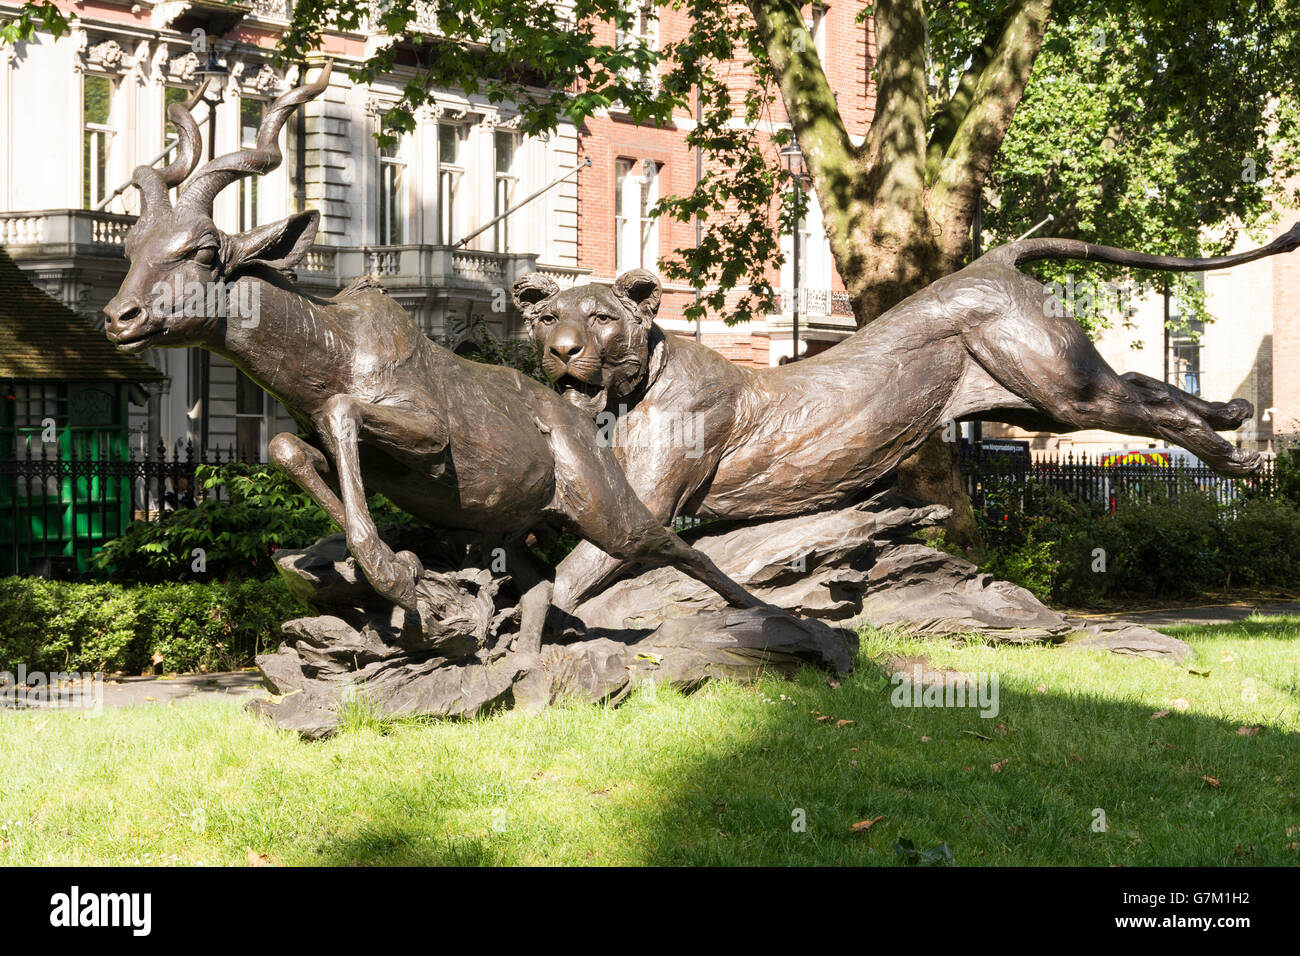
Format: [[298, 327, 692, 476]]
[[306, 635, 1300, 867]]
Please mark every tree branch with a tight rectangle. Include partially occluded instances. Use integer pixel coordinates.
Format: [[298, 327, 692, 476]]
[[860, 0, 930, 200], [930, 0, 1054, 244], [747, 0, 856, 232]]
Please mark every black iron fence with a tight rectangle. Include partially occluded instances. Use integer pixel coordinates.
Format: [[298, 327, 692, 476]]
[[0, 440, 246, 577], [959, 446, 1279, 515]]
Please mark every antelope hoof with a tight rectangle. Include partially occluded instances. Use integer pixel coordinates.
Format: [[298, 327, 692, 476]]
[[361, 549, 423, 612]]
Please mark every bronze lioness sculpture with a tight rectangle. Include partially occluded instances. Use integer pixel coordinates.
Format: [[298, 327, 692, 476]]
[[103, 63, 763, 656], [515, 229, 1300, 608]]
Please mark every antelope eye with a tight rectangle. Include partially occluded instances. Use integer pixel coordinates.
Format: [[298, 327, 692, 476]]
[[192, 247, 218, 267], [536, 314, 556, 324]]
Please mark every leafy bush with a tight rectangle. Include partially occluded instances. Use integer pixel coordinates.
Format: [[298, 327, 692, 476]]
[[0, 576, 302, 674], [93, 462, 414, 582], [973, 478, 1300, 606]]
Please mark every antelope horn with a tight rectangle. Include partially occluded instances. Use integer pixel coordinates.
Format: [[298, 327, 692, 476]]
[[178, 60, 333, 215], [131, 80, 208, 220]]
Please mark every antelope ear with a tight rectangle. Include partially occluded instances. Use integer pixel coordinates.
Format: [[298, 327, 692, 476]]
[[225, 210, 319, 272], [613, 268, 661, 323], [512, 272, 560, 312]]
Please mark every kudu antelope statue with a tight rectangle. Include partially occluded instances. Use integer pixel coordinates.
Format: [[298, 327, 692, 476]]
[[103, 63, 761, 649]]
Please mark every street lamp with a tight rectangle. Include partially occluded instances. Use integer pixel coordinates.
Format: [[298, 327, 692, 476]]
[[193, 48, 228, 456], [779, 135, 808, 363], [197, 49, 229, 161]]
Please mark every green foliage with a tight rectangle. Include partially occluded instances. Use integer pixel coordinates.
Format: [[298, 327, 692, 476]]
[[988, 7, 1299, 336], [92, 462, 414, 582], [455, 315, 551, 384], [0, 0, 67, 46], [974, 478, 1300, 606], [0, 576, 301, 674]]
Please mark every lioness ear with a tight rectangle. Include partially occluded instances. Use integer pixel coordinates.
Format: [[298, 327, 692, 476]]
[[512, 272, 560, 313], [613, 269, 661, 324], [225, 210, 319, 272]]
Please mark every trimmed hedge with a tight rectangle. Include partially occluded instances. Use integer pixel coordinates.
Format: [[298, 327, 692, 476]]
[[973, 484, 1300, 606], [0, 577, 303, 675]]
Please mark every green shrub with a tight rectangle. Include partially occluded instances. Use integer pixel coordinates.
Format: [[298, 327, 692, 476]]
[[0, 576, 302, 674], [973, 478, 1300, 606], [93, 462, 414, 582]]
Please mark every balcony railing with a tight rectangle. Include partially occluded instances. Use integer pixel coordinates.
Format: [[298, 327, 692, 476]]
[[1, 210, 589, 296], [0, 209, 136, 255]]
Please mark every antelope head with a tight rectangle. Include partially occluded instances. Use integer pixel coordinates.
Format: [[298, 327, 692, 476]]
[[105, 62, 332, 353]]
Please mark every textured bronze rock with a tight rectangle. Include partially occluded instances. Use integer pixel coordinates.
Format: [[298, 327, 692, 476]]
[[518, 232, 1300, 607], [253, 526, 855, 739]]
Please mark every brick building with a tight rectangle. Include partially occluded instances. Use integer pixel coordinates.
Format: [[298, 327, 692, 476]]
[[575, 1, 876, 365]]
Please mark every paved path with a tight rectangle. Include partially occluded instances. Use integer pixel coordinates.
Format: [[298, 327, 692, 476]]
[[1085, 601, 1300, 629], [2, 670, 267, 711]]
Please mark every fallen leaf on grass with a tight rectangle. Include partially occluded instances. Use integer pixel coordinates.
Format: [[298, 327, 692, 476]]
[[1151, 710, 1170, 719], [246, 849, 276, 867], [962, 730, 992, 741], [1202, 775, 1221, 788], [920, 735, 932, 742], [850, 815, 884, 833], [991, 758, 1010, 773], [815, 715, 831, 722], [1171, 698, 1190, 712], [836, 719, 853, 728], [1036, 685, 1047, 694], [1237, 725, 1262, 736], [1188, 667, 1211, 677]]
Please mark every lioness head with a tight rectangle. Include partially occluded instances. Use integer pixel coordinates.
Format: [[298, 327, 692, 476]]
[[513, 268, 661, 417]]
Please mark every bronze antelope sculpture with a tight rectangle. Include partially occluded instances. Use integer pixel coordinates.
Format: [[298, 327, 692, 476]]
[[103, 63, 762, 650], [517, 224, 1300, 608]]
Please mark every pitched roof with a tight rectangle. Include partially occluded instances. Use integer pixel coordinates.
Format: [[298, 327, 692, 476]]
[[0, 247, 164, 382]]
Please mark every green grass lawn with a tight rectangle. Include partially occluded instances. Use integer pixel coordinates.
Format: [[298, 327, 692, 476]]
[[2, 618, 1298, 866]]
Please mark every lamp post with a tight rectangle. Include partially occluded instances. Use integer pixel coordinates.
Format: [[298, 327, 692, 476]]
[[193, 51, 229, 455], [779, 136, 808, 363]]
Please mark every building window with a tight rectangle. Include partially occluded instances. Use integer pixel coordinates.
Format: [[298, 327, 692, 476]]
[[378, 138, 408, 245], [239, 99, 265, 232], [615, 0, 659, 90], [438, 124, 466, 245], [615, 158, 660, 273], [493, 130, 519, 253], [234, 370, 265, 461], [83, 75, 116, 209], [807, 3, 827, 62], [1168, 280, 1204, 397], [162, 86, 190, 205]]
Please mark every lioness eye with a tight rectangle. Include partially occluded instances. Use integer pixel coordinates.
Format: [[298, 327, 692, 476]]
[[594, 313, 614, 323]]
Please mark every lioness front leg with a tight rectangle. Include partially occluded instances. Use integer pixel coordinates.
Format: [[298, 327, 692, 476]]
[[317, 394, 425, 611]]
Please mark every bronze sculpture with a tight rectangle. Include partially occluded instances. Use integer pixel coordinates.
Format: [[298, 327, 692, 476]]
[[95, 60, 1298, 737], [518, 229, 1300, 608], [102, 63, 763, 660]]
